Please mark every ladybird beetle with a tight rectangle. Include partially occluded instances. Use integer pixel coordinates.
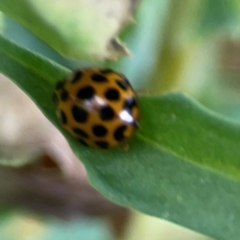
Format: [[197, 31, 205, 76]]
[[53, 68, 140, 149]]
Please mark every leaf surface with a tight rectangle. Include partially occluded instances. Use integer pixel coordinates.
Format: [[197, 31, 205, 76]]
[[1, 36, 240, 240]]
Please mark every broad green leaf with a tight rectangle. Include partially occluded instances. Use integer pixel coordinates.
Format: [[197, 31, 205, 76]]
[[0, 12, 3, 33], [2, 36, 240, 240], [0, 0, 134, 60]]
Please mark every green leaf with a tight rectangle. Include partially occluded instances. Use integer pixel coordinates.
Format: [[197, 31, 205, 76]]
[[2, 35, 240, 240], [0, 0, 132, 60]]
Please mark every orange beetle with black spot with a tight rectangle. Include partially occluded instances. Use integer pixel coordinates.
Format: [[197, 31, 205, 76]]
[[52, 68, 140, 149]]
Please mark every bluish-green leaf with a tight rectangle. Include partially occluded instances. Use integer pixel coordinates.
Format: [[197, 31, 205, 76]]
[[2, 36, 240, 240]]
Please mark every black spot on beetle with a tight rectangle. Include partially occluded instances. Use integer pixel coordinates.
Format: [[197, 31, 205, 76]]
[[99, 106, 115, 120], [114, 125, 127, 141], [77, 86, 95, 100], [60, 90, 69, 101], [73, 128, 89, 138], [72, 106, 88, 123], [92, 125, 108, 137], [91, 74, 108, 82], [71, 70, 83, 83], [105, 88, 120, 101], [55, 80, 65, 90], [95, 141, 109, 149]]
